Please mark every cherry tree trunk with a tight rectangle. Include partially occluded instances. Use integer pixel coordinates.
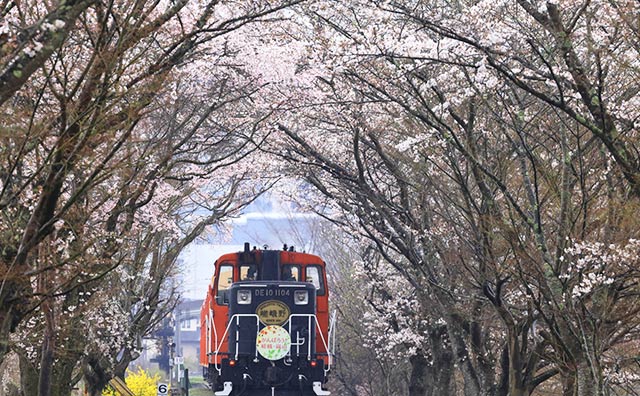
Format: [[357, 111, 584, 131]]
[[576, 363, 600, 396], [19, 354, 39, 396], [410, 348, 454, 396], [506, 331, 530, 396], [0, 283, 29, 366], [448, 327, 482, 396], [409, 354, 429, 396], [562, 372, 576, 396], [38, 300, 55, 396], [424, 327, 454, 396], [83, 354, 111, 396], [0, 307, 12, 366], [50, 352, 79, 396]]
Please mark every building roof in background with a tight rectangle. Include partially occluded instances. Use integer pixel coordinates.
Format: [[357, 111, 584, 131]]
[[177, 299, 204, 312]]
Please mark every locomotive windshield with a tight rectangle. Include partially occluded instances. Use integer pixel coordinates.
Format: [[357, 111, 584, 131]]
[[218, 265, 234, 289], [240, 264, 257, 280], [306, 266, 325, 295], [281, 264, 300, 281], [216, 264, 234, 305]]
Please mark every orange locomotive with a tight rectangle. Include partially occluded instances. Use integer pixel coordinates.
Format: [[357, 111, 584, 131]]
[[200, 243, 335, 396]]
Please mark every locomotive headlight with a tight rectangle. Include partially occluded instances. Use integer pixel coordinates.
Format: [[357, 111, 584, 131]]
[[294, 290, 308, 305], [237, 290, 252, 305]]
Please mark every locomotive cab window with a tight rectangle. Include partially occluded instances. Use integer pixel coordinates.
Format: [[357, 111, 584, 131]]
[[216, 264, 234, 305], [240, 264, 257, 280], [305, 265, 325, 295], [281, 265, 300, 281]]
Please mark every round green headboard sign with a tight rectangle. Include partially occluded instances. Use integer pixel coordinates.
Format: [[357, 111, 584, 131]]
[[256, 325, 291, 361]]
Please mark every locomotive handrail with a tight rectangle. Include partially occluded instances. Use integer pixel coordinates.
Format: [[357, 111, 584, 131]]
[[329, 310, 337, 368], [205, 308, 220, 363], [210, 308, 216, 361], [212, 310, 217, 359], [212, 312, 337, 375], [287, 313, 336, 375], [288, 314, 315, 358], [213, 314, 261, 374]]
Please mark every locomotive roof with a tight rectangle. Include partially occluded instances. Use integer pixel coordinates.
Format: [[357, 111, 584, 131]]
[[215, 246, 325, 265]]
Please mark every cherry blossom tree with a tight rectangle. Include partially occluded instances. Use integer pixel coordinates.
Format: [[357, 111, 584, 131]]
[[3, 1, 640, 395], [267, 2, 640, 396], [0, 0, 302, 394], [307, 221, 421, 396]]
